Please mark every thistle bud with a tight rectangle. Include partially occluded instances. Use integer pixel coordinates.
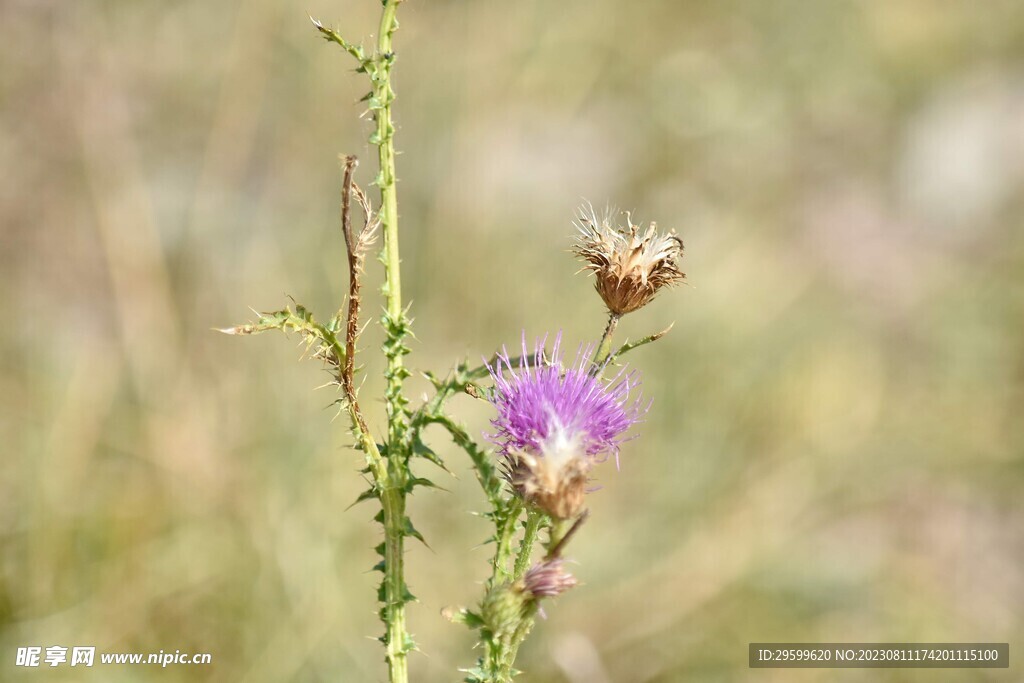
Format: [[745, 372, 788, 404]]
[[573, 203, 685, 315], [520, 559, 578, 599], [481, 583, 526, 637]]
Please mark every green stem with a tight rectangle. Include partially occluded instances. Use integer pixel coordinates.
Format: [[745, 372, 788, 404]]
[[513, 510, 544, 579], [546, 517, 573, 555], [480, 501, 524, 681], [381, 486, 409, 682], [606, 322, 674, 366], [424, 413, 503, 509], [377, 0, 401, 323], [590, 311, 621, 371], [498, 603, 538, 681], [491, 500, 524, 587], [372, 3, 410, 682], [375, 0, 409, 445], [481, 510, 544, 682]]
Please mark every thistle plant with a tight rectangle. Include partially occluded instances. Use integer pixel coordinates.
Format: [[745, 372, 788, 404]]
[[221, 3, 685, 682]]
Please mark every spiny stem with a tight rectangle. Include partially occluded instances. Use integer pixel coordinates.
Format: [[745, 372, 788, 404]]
[[607, 322, 675, 366], [477, 501, 524, 680], [420, 413, 503, 509], [482, 509, 550, 683], [370, 2, 410, 681], [338, 152, 408, 681], [499, 603, 538, 680], [374, 0, 409, 448], [590, 311, 621, 371], [381, 486, 409, 683], [491, 500, 524, 588], [513, 510, 544, 579]]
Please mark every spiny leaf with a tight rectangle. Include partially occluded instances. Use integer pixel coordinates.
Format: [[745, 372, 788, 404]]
[[218, 305, 346, 374], [347, 487, 379, 509], [443, 607, 485, 629], [411, 434, 452, 473], [608, 322, 675, 364], [460, 666, 488, 682], [405, 476, 444, 494], [310, 17, 373, 72], [401, 518, 425, 544]]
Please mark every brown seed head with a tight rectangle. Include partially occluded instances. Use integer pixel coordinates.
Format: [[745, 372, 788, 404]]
[[573, 202, 685, 315]]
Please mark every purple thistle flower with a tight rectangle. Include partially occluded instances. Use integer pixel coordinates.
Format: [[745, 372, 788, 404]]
[[485, 333, 645, 518]]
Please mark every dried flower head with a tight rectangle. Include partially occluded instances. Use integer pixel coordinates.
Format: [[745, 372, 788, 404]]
[[573, 202, 685, 315], [486, 334, 645, 518], [520, 559, 578, 599]]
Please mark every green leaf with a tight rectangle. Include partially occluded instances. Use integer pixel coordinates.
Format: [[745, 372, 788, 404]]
[[411, 435, 452, 473], [460, 666, 488, 683], [446, 607, 485, 629], [406, 476, 444, 493], [402, 517, 427, 546], [347, 487, 379, 509]]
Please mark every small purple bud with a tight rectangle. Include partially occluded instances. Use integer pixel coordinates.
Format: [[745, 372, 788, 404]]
[[521, 559, 578, 599]]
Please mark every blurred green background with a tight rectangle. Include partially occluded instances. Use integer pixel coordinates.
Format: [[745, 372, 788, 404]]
[[2, 0, 1023, 681]]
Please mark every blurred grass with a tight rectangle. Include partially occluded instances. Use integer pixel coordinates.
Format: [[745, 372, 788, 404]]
[[2, 0, 1023, 681]]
